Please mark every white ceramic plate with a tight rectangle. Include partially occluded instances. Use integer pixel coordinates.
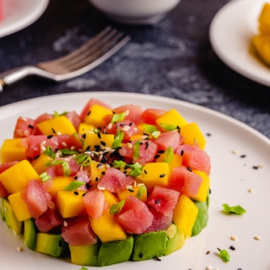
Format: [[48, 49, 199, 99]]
[[0, 92, 270, 270], [209, 0, 270, 87], [0, 0, 49, 38]]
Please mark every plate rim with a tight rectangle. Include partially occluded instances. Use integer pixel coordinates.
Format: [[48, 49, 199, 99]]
[[0, 0, 49, 38]]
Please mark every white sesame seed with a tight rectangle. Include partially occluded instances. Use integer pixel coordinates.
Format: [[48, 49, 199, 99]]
[[127, 143, 132, 149], [17, 246, 23, 252], [126, 185, 133, 190], [231, 150, 238, 154], [125, 110, 129, 116], [105, 164, 110, 169], [122, 126, 131, 131], [61, 142, 67, 147], [40, 140, 47, 146], [21, 117, 27, 121], [107, 123, 113, 129], [56, 131, 62, 135], [248, 188, 254, 193], [71, 146, 75, 150], [55, 152, 60, 158], [40, 145, 46, 152], [206, 265, 212, 270], [230, 236, 237, 241], [98, 186, 105, 191], [63, 221, 68, 227], [254, 236, 261, 240]]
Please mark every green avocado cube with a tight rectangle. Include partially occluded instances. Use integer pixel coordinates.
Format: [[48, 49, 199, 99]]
[[131, 231, 167, 261], [1, 198, 22, 235], [24, 218, 37, 250], [35, 233, 67, 257], [69, 243, 100, 266], [165, 224, 185, 255], [98, 236, 134, 266], [192, 201, 209, 236]]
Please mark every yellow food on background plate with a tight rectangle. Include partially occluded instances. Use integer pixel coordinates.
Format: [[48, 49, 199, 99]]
[[251, 2, 270, 66]]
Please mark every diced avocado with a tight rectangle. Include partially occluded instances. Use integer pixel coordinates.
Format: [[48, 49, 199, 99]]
[[69, 243, 100, 266], [98, 236, 133, 266], [165, 224, 185, 255], [192, 201, 209, 236], [131, 231, 167, 261], [24, 219, 37, 250], [1, 198, 22, 235], [35, 233, 67, 257]]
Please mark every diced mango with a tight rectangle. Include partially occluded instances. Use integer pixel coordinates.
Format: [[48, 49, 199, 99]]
[[180, 122, 206, 149], [140, 162, 170, 189], [37, 116, 76, 135], [8, 191, 31, 221], [56, 190, 86, 218], [192, 170, 210, 202], [83, 104, 113, 127], [156, 153, 182, 172], [252, 35, 270, 66], [258, 3, 270, 35], [78, 123, 95, 134], [173, 195, 198, 238], [31, 154, 53, 175], [117, 184, 147, 203], [90, 212, 127, 243], [0, 138, 26, 164], [103, 190, 119, 206], [47, 176, 74, 200], [156, 108, 188, 131], [83, 133, 114, 151], [0, 160, 40, 193], [89, 160, 107, 186]]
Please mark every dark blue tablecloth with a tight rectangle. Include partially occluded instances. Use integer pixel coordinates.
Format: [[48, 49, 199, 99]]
[[0, 0, 269, 138]]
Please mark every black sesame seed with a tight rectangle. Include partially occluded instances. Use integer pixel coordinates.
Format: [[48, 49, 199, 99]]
[[85, 145, 91, 151], [51, 128, 56, 134], [180, 150, 184, 156], [86, 183, 91, 189], [33, 155, 40, 160], [73, 191, 79, 196], [240, 154, 246, 158], [230, 246, 236, 250], [74, 176, 78, 180], [253, 166, 259, 170], [187, 167, 192, 172], [153, 256, 161, 261], [82, 133, 86, 139], [101, 171, 105, 175], [144, 170, 147, 174], [95, 177, 99, 182], [154, 155, 161, 159], [128, 189, 134, 193], [87, 110, 91, 116], [129, 122, 133, 126], [158, 150, 165, 154], [100, 141, 106, 146], [28, 124, 34, 129], [159, 174, 166, 178], [47, 135, 53, 139], [97, 133, 101, 139], [155, 199, 160, 204], [145, 141, 149, 150], [139, 253, 144, 258]]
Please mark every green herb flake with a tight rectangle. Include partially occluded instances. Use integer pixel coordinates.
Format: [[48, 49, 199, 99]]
[[164, 146, 174, 164], [111, 112, 126, 123], [217, 248, 230, 262], [64, 181, 85, 191], [39, 172, 50, 182], [46, 159, 71, 176], [43, 146, 55, 159], [109, 200, 125, 215], [137, 185, 147, 200], [81, 266, 88, 270], [53, 111, 67, 118], [74, 153, 92, 166], [143, 124, 158, 134], [113, 160, 126, 169], [112, 129, 124, 148], [133, 140, 141, 161], [222, 203, 246, 215], [160, 123, 178, 131], [129, 162, 143, 178], [60, 148, 80, 156]]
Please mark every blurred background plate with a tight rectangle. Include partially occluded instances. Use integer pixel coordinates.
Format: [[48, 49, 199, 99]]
[[0, 0, 49, 38], [209, 0, 270, 87]]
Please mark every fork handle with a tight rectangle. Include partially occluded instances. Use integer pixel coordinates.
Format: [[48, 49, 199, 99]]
[[0, 66, 50, 92]]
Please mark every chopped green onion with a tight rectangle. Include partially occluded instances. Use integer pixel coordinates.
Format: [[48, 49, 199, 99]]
[[43, 146, 55, 159], [133, 140, 141, 161], [64, 181, 85, 191], [53, 111, 67, 117], [137, 184, 147, 200], [109, 200, 125, 215], [72, 132, 84, 144], [81, 266, 88, 270], [112, 129, 124, 148], [143, 124, 158, 134], [113, 160, 126, 169], [74, 153, 92, 166], [129, 162, 143, 178], [164, 146, 174, 164], [217, 248, 230, 262], [152, 130, 161, 138], [39, 172, 50, 182], [222, 204, 246, 215], [111, 112, 126, 123], [60, 149, 80, 156], [46, 160, 71, 176], [160, 123, 178, 131]]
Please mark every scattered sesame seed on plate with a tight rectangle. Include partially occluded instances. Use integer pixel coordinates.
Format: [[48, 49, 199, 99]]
[[254, 236, 261, 240]]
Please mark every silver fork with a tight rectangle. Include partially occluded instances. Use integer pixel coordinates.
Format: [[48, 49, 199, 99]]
[[0, 26, 131, 92]]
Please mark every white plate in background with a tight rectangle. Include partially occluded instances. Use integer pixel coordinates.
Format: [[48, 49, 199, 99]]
[[0, 92, 270, 270], [210, 0, 270, 86]]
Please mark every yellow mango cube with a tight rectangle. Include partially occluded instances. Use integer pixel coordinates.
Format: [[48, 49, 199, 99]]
[[47, 176, 74, 200], [83, 104, 113, 127], [83, 133, 114, 151], [56, 190, 86, 218], [117, 184, 147, 203], [173, 195, 198, 238], [0, 138, 26, 164], [181, 122, 206, 149], [31, 154, 53, 174], [89, 160, 107, 186], [252, 35, 270, 66], [0, 160, 40, 193], [8, 191, 31, 221], [140, 162, 170, 189], [156, 108, 188, 131], [90, 212, 127, 243], [258, 3, 270, 35], [192, 170, 210, 202], [37, 116, 76, 135], [78, 123, 95, 134], [103, 190, 119, 206], [156, 153, 182, 172]]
